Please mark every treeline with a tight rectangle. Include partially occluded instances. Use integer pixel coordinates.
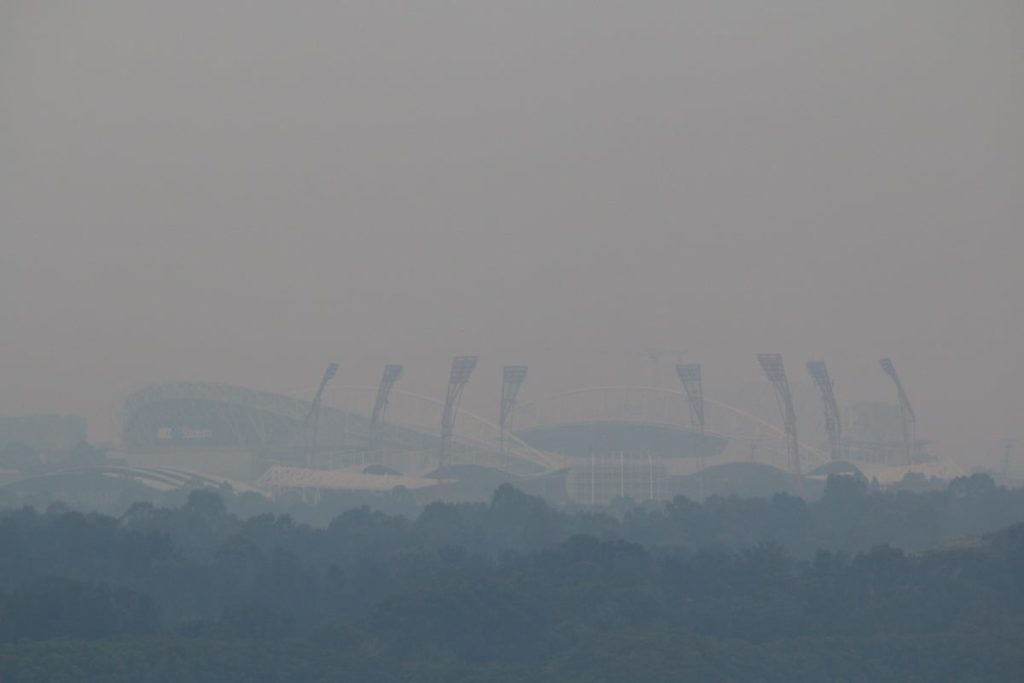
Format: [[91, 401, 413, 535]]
[[0, 477, 1023, 680], [34, 471, 1024, 558]]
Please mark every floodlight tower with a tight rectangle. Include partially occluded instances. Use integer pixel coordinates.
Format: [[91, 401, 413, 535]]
[[369, 364, 403, 452], [676, 363, 707, 501], [807, 361, 842, 461], [758, 354, 801, 476], [676, 364, 705, 431], [303, 362, 339, 468], [438, 356, 478, 470], [499, 366, 528, 458], [880, 358, 916, 464]]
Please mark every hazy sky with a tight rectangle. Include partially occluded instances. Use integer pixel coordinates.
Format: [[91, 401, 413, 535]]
[[2, 1, 1021, 467]]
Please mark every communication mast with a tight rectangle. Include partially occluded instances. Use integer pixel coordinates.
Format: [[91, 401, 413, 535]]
[[499, 366, 528, 458], [807, 361, 842, 461], [1002, 439, 1016, 481], [438, 356, 478, 470], [303, 362, 339, 468], [758, 354, 801, 476], [369, 364, 403, 452], [880, 358, 916, 464], [641, 348, 687, 387], [676, 363, 707, 501]]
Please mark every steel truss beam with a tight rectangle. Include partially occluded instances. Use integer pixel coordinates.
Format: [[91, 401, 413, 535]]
[[439, 356, 478, 469], [758, 354, 801, 476], [807, 361, 842, 461]]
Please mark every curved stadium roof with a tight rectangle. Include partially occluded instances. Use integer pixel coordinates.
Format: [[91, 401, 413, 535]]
[[123, 383, 729, 470], [122, 382, 436, 453]]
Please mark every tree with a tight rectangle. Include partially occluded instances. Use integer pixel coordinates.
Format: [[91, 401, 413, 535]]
[[185, 490, 226, 518]]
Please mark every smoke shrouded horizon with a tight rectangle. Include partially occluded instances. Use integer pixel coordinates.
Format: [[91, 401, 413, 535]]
[[2, 1, 1022, 468]]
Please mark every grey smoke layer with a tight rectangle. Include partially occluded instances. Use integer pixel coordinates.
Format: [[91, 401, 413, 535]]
[[1, 1, 1021, 467]]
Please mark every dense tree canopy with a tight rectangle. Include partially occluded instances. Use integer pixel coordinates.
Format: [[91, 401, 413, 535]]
[[1, 478, 1023, 681]]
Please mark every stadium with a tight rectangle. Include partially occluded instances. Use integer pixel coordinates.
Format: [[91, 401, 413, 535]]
[[115, 365, 820, 503]]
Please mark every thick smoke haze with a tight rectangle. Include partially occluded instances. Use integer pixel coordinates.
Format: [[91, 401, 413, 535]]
[[1, 1, 1021, 466]]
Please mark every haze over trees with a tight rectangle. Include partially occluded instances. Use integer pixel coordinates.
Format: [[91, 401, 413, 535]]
[[1, 478, 1023, 681]]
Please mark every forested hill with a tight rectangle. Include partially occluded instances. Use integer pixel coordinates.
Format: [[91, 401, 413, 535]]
[[1, 476, 1024, 681]]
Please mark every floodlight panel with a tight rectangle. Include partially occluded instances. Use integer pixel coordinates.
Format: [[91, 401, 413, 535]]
[[676, 363, 701, 383], [324, 363, 339, 380], [503, 365, 528, 382], [806, 361, 829, 382], [758, 354, 785, 379], [880, 358, 896, 377], [449, 356, 478, 383]]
